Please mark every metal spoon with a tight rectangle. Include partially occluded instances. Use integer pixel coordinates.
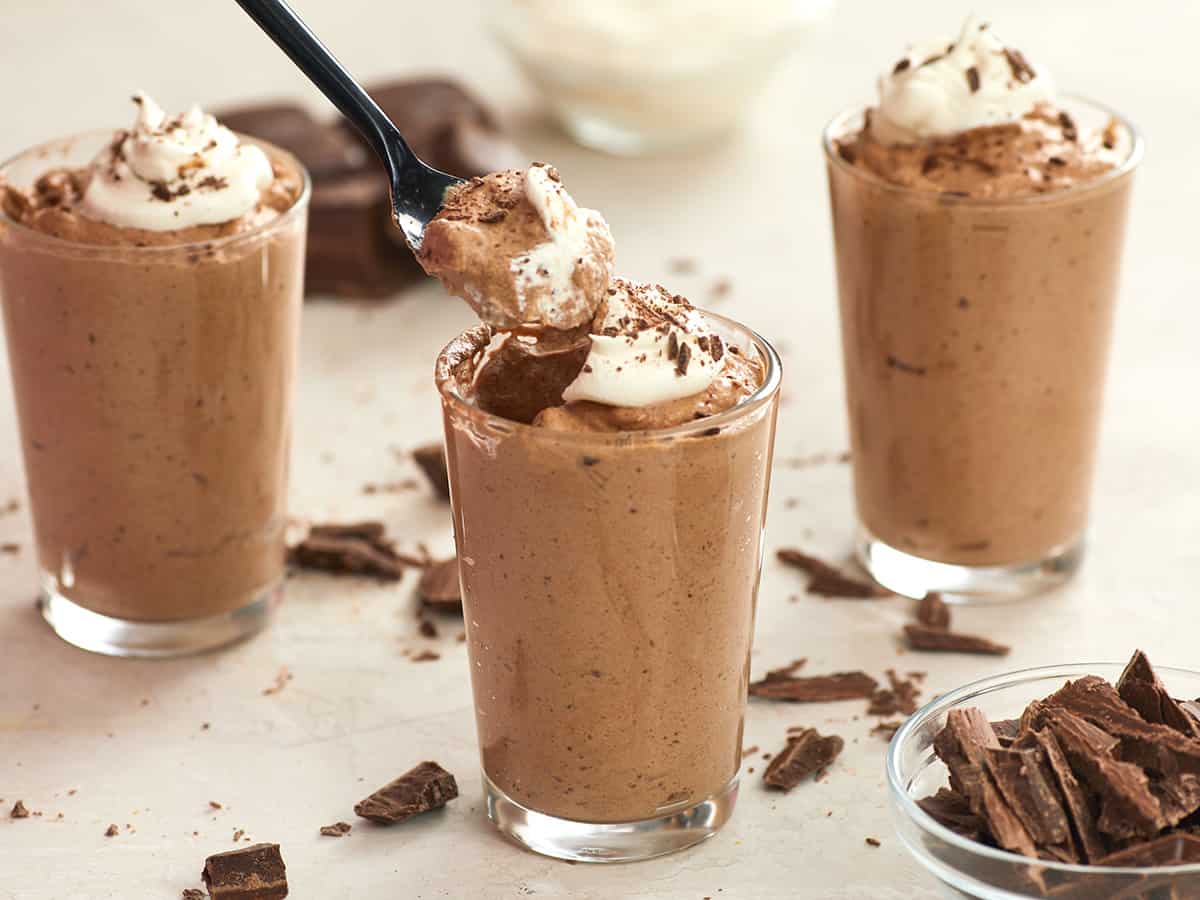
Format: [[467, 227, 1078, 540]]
[[233, 0, 462, 250]]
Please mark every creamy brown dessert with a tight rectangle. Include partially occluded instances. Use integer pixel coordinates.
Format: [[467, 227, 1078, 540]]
[[0, 94, 307, 639], [826, 19, 1138, 580], [430, 166, 778, 843]]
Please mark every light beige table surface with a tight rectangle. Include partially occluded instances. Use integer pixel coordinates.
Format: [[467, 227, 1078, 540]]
[[1, 1, 1197, 897]]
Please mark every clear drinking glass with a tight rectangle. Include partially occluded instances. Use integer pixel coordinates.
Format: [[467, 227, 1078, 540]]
[[823, 99, 1142, 601], [435, 314, 781, 862], [0, 132, 309, 657]]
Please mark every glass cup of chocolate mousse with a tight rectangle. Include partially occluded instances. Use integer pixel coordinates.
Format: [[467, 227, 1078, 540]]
[[823, 19, 1142, 600], [0, 94, 309, 656], [422, 167, 781, 861]]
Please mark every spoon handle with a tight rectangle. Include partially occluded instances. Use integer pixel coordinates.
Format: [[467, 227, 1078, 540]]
[[233, 0, 413, 184]]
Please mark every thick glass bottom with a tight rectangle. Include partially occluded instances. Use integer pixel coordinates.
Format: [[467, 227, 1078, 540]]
[[857, 526, 1084, 603], [557, 108, 731, 157], [39, 579, 282, 658], [483, 771, 738, 863]]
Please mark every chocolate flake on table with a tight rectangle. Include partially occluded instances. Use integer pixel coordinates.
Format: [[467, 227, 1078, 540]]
[[417, 557, 461, 611], [966, 66, 981, 93], [923, 651, 1200, 870], [287, 521, 410, 580], [0, 542, 19, 555], [868, 669, 922, 717], [741, 745, 761, 759], [865, 837, 881, 847], [763, 728, 844, 791], [10, 800, 29, 819], [105, 823, 119, 837], [319, 821, 352, 837], [411, 443, 450, 501], [904, 623, 1010, 656], [776, 548, 889, 599], [916, 593, 952, 629], [749, 670, 878, 703], [202, 843, 288, 899], [354, 761, 459, 824], [182, 890, 206, 900]]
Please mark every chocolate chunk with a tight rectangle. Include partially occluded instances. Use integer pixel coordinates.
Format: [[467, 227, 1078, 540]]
[[417, 557, 461, 611], [1030, 728, 1107, 862], [1117, 650, 1200, 739], [1094, 831, 1200, 867], [10, 800, 28, 819], [867, 669, 921, 717], [904, 624, 1010, 656], [991, 719, 1022, 747], [105, 823, 119, 837], [916, 788, 985, 840], [319, 821, 352, 837], [354, 761, 459, 824], [984, 745, 1072, 847], [1151, 772, 1200, 826], [202, 843, 288, 899], [749, 671, 878, 703], [217, 104, 362, 177], [1045, 675, 1200, 776], [775, 548, 889, 598], [288, 521, 408, 580], [762, 729, 844, 791], [916, 593, 952, 629], [1045, 707, 1165, 840], [412, 443, 450, 501]]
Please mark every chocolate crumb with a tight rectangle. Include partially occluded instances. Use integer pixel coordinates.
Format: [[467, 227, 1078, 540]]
[[709, 334, 724, 362], [411, 650, 440, 662], [872, 720, 903, 741], [10, 801, 29, 819], [1003, 47, 1036, 84], [916, 593, 952, 629], [966, 67, 981, 93], [105, 824, 119, 837], [418, 619, 438, 639], [892, 58, 911, 75], [865, 837, 881, 847], [209, 801, 223, 810], [1058, 111, 1078, 142], [319, 821, 352, 837], [182, 890, 206, 900]]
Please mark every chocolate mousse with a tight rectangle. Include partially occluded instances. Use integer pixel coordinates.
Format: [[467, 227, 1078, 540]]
[[0, 93, 308, 643], [826, 18, 1139, 585], [431, 165, 780, 847]]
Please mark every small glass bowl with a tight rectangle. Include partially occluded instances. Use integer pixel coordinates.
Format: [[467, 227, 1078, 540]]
[[888, 663, 1200, 898]]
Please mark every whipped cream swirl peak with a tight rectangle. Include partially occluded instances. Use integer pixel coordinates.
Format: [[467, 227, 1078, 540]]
[[563, 279, 724, 408], [80, 92, 275, 231], [872, 17, 1055, 145]]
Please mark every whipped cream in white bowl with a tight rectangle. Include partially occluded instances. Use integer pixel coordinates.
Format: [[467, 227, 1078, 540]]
[[491, 0, 833, 155], [80, 92, 275, 230]]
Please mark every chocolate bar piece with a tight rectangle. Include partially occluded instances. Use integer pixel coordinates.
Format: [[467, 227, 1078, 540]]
[[762, 728, 844, 791], [288, 521, 417, 580], [412, 443, 450, 500], [201, 843, 288, 899], [418, 558, 461, 611], [1117, 649, 1200, 739], [354, 761, 458, 824], [904, 623, 1010, 656], [216, 103, 363, 177], [776, 548, 889, 598]]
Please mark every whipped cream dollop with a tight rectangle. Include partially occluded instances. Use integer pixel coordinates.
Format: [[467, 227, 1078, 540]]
[[562, 280, 723, 407], [872, 17, 1054, 145], [80, 92, 275, 230], [510, 164, 614, 329]]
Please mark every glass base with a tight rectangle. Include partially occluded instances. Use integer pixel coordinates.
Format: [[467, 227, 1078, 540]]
[[856, 527, 1084, 603], [39, 582, 282, 658], [557, 108, 732, 157], [483, 771, 738, 863]]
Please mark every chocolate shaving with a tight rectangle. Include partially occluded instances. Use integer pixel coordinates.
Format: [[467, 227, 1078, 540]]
[[749, 671, 878, 703], [1058, 111, 1078, 142], [105, 824, 119, 837], [868, 669, 921, 717], [917, 788, 985, 840], [1117, 649, 1200, 739], [763, 728, 844, 791], [892, 58, 911, 75], [202, 843, 288, 900], [916, 593, 952, 629], [354, 761, 458, 824], [776, 548, 888, 598], [288, 521, 408, 580], [412, 443, 450, 501], [966, 66, 981, 93], [417, 557, 461, 611], [1003, 47, 1036, 84], [319, 821, 352, 837], [904, 624, 1010, 656], [709, 334, 724, 362], [667, 331, 679, 361], [676, 342, 691, 376]]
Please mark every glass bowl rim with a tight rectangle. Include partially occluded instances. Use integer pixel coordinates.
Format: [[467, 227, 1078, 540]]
[[886, 660, 1200, 878]]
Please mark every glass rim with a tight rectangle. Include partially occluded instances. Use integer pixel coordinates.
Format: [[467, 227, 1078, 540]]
[[886, 660, 1200, 878], [0, 128, 312, 255], [435, 309, 783, 443], [822, 94, 1144, 207]]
